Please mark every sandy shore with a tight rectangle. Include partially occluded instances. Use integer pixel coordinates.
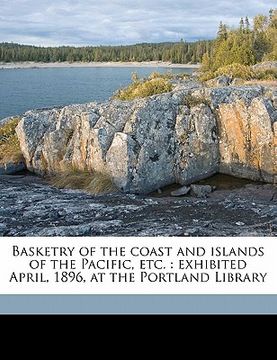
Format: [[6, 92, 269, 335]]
[[0, 61, 200, 70]]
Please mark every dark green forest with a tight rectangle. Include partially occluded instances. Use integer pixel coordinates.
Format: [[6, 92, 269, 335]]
[[201, 8, 277, 77], [0, 40, 212, 64]]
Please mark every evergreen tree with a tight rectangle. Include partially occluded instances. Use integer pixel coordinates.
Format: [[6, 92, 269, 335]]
[[245, 17, 250, 31], [253, 14, 269, 62], [265, 9, 277, 60], [239, 18, 245, 31], [201, 10, 277, 75], [217, 21, 228, 40]]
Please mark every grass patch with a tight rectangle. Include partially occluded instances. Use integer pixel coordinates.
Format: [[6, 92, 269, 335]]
[[199, 70, 215, 82], [242, 80, 277, 86], [114, 72, 173, 100], [148, 71, 174, 80], [252, 68, 277, 81], [0, 117, 23, 165], [200, 63, 254, 81], [47, 169, 118, 194], [200, 63, 277, 83], [147, 71, 190, 80]]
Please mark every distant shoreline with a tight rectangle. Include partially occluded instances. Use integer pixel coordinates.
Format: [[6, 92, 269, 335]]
[[0, 61, 200, 70]]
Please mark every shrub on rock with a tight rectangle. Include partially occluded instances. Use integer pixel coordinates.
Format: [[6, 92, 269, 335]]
[[114, 73, 173, 100]]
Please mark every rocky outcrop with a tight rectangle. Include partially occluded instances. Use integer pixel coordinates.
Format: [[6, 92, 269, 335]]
[[16, 81, 219, 193], [217, 93, 276, 183], [206, 75, 233, 87], [14, 81, 277, 193]]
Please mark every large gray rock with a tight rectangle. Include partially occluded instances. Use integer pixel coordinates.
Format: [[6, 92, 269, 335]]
[[206, 75, 232, 87], [17, 83, 220, 194], [171, 185, 191, 197], [15, 82, 277, 194], [175, 103, 219, 185], [190, 184, 213, 198]]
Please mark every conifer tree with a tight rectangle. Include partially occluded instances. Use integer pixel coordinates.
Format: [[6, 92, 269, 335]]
[[245, 17, 250, 31], [239, 18, 245, 31], [217, 21, 228, 40]]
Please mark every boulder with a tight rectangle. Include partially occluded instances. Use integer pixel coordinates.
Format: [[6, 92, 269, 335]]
[[190, 185, 213, 198], [206, 75, 232, 88], [16, 84, 220, 194], [171, 186, 191, 197], [15, 82, 277, 194]]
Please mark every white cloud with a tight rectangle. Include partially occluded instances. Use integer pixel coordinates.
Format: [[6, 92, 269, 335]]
[[0, 0, 276, 46]]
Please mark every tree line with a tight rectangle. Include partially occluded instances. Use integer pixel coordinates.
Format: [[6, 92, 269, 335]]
[[0, 40, 212, 64], [1, 9, 275, 66], [202, 9, 277, 74]]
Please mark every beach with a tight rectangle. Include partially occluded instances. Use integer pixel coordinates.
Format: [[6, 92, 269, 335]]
[[0, 61, 200, 70]]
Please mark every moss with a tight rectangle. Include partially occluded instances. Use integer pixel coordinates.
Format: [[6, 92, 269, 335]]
[[252, 68, 277, 80], [0, 117, 23, 165], [47, 169, 117, 194]]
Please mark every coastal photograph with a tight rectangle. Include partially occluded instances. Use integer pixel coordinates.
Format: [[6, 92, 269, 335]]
[[0, 0, 276, 237]]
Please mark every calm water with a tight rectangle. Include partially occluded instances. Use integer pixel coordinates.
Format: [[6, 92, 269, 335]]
[[0, 67, 193, 119]]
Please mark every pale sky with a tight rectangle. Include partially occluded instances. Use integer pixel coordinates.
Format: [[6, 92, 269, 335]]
[[0, 0, 276, 46]]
